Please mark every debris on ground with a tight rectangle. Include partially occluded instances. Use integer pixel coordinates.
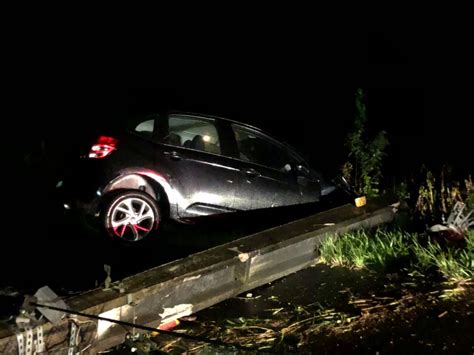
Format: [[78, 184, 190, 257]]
[[149, 265, 473, 353]]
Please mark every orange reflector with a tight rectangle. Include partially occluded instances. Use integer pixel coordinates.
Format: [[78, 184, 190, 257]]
[[355, 196, 367, 207]]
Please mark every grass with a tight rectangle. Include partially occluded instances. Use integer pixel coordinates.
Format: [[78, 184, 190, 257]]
[[319, 229, 412, 270], [319, 229, 474, 282], [411, 232, 473, 281]]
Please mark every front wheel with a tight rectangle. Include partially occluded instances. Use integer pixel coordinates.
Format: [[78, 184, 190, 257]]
[[103, 191, 160, 242]]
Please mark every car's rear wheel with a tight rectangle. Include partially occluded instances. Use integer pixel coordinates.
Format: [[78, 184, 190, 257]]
[[104, 191, 160, 242]]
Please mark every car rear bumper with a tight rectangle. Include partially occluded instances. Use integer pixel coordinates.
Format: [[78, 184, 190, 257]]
[[55, 177, 102, 216]]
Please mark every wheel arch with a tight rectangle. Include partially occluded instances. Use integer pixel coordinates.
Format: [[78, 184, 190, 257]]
[[101, 171, 172, 219]]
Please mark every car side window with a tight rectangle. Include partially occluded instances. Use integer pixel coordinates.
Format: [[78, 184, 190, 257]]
[[163, 115, 221, 155], [231, 124, 298, 171], [127, 114, 158, 139], [134, 119, 154, 137]]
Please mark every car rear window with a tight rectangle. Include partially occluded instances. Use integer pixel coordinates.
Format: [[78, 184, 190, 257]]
[[127, 114, 157, 139], [135, 119, 154, 134]]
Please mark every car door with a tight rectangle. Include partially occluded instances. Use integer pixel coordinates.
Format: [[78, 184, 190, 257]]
[[228, 123, 313, 210], [156, 114, 240, 218]]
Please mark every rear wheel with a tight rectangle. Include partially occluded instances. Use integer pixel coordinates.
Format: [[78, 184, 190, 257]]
[[104, 191, 160, 242]]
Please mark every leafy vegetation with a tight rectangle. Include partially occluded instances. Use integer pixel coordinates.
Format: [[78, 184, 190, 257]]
[[413, 166, 472, 224], [344, 88, 389, 197]]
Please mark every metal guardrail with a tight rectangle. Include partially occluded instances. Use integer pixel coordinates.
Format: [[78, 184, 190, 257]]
[[0, 196, 398, 354]]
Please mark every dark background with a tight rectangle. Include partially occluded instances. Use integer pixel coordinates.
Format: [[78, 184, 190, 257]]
[[3, 23, 473, 236], [1, 14, 473, 298], [7, 24, 472, 183]]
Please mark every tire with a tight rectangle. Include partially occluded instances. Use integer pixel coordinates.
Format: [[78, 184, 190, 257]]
[[103, 190, 160, 242]]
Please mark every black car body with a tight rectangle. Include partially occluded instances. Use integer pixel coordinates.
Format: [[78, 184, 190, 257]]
[[61, 112, 340, 241]]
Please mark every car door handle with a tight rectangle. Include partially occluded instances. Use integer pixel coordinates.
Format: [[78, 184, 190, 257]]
[[244, 168, 260, 177], [163, 151, 181, 160]]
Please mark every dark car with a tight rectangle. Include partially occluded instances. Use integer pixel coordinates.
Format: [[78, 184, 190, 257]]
[[60, 112, 351, 242]]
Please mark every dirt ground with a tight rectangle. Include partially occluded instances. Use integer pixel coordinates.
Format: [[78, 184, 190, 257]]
[[149, 264, 474, 354]]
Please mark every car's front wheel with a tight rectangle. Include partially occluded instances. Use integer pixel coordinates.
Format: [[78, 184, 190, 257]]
[[104, 191, 160, 242]]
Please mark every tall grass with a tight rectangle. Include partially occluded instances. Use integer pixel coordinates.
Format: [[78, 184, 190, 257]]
[[319, 230, 411, 270], [319, 229, 474, 282], [412, 231, 473, 281]]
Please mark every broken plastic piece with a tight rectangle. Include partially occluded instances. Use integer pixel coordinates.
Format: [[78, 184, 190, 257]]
[[104, 264, 112, 289], [158, 319, 180, 331], [34, 286, 68, 324]]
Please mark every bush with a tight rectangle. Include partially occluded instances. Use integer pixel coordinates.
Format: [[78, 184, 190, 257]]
[[413, 166, 469, 224], [344, 89, 389, 197]]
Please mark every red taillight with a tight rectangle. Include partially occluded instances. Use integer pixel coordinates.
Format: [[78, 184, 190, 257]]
[[88, 136, 118, 159]]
